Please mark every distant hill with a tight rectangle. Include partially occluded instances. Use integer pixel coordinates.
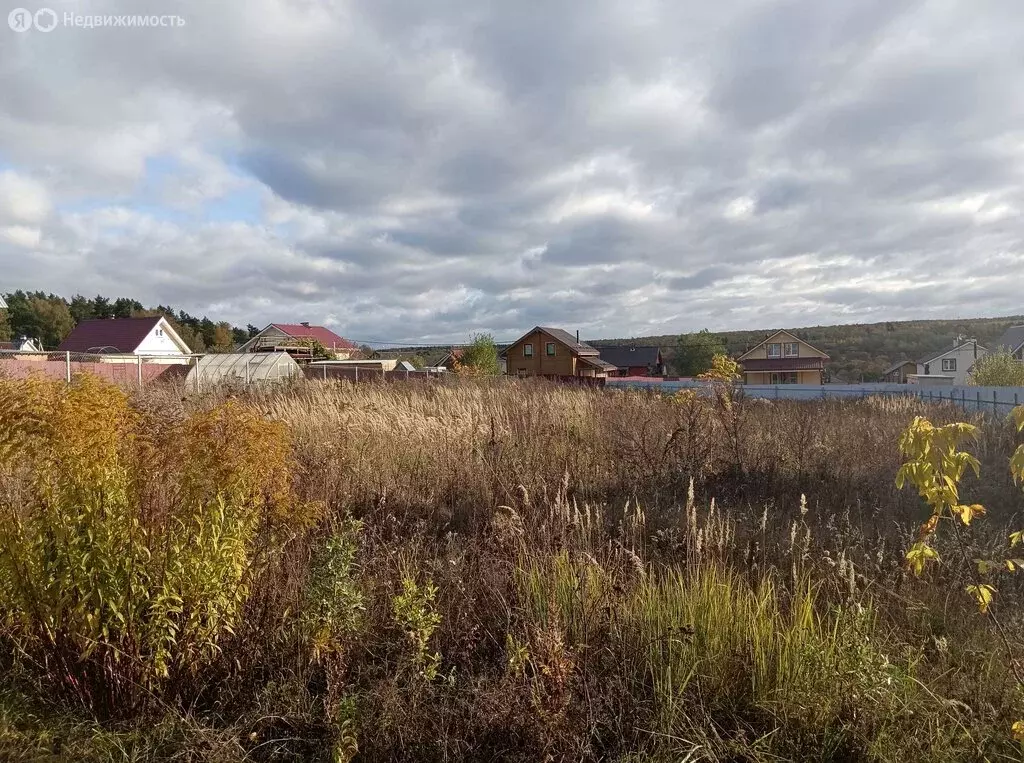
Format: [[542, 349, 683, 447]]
[[596, 315, 1024, 382]]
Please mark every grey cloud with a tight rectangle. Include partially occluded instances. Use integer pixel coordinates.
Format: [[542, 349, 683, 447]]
[[3, 0, 1024, 342]]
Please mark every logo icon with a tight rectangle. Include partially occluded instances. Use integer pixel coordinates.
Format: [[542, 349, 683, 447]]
[[8, 7, 33, 31], [33, 7, 56, 31]]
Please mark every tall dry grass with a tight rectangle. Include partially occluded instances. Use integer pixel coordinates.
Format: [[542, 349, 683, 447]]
[[1, 374, 1023, 761]]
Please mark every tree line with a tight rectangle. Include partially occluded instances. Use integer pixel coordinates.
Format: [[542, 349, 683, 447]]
[[0, 291, 256, 352]]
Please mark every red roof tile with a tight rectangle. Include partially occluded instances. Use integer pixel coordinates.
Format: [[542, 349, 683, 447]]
[[271, 324, 356, 351], [58, 317, 163, 353]]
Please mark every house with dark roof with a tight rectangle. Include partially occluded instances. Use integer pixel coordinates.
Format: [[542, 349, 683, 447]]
[[594, 345, 664, 377], [911, 338, 986, 386], [737, 330, 829, 384], [238, 323, 357, 358], [994, 325, 1024, 360], [502, 326, 617, 378], [57, 317, 191, 362], [882, 359, 917, 384]]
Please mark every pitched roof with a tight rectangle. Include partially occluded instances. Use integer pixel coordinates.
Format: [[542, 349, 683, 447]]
[[58, 317, 163, 353], [595, 345, 661, 369], [736, 329, 829, 361], [578, 355, 618, 372], [917, 339, 985, 365], [536, 326, 599, 355], [995, 325, 1024, 353], [882, 359, 916, 375], [271, 324, 356, 350]]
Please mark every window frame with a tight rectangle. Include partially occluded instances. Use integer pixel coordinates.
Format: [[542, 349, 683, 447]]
[[545, 342, 556, 357], [524, 343, 534, 357], [767, 343, 781, 358], [942, 358, 957, 372], [783, 342, 799, 357]]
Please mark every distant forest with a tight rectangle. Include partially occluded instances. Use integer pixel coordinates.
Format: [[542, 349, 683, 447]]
[[0, 291, 255, 352], [600, 316, 1024, 382]]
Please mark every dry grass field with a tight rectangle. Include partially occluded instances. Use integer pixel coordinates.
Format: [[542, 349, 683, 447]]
[[1, 374, 1023, 761]]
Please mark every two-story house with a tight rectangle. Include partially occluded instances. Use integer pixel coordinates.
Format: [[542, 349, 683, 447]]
[[912, 338, 986, 386], [502, 326, 617, 378], [737, 330, 828, 384]]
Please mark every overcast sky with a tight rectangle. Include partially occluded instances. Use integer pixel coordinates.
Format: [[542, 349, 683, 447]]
[[1, 0, 1023, 344]]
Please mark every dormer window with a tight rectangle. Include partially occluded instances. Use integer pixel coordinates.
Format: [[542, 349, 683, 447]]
[[767, 343, 781, 358]]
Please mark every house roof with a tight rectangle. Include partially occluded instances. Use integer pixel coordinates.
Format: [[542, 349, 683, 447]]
[[437, 348, 464, 365], [271, 323, 356, 350], [538, 327, 599, 355], [502, 326, 599, 357], [882, 359, 916, 375], [578, 355, 619, 372], [917, 339, 985, 365], [737, 329, 830, 361], [995, 325, 1024, 353], [58, 317, 164, 353], [595, 345, 661, 369], [740, 358, 826, 372]]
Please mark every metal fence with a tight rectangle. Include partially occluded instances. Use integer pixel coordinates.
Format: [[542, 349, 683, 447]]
[[607, 379, 1024, 415], [0, 349, 198, 386]]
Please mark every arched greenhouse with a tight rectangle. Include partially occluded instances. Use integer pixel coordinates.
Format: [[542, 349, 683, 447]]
[[184, 352, 300, 390]]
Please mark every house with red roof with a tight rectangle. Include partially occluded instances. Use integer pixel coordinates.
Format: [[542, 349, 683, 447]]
[[238, 322, 357, 359], [57, 316, 191, 363]]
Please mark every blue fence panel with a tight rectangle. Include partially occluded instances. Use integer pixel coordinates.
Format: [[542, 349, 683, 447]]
[[606, 379, 1024, 416]]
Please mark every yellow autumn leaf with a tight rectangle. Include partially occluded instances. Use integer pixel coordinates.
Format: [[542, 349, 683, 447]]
[[1012, 720, 1024, 742], [966, 583, 996, 614]]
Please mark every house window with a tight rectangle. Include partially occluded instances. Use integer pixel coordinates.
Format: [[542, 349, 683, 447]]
[[784, 342, 799, 357], [771, 372, 799, 384], [155, 328, 164, 337], [546, 342, 556, 356], [524, 343, 534, 357], [767, 343, 781, 358], [942, 358, 957, 372], [924, 364, 930, 375]]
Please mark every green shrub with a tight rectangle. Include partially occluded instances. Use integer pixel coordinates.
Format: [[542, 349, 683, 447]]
[[0, 375, 304, 717]]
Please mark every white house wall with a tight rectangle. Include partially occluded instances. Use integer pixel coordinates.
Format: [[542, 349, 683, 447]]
[[917, 343, 987, 386], [135, 319, 190, 356]]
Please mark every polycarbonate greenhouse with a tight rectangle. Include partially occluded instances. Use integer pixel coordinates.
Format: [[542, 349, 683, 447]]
[[184, 352, 300, 390]]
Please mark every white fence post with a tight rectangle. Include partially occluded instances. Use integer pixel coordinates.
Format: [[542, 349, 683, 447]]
[[65, 351, 71, 383], [137, 354, 143, 388]]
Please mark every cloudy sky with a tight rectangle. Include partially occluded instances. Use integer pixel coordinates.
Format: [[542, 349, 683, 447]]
[[1, 0, 1023, 344]]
